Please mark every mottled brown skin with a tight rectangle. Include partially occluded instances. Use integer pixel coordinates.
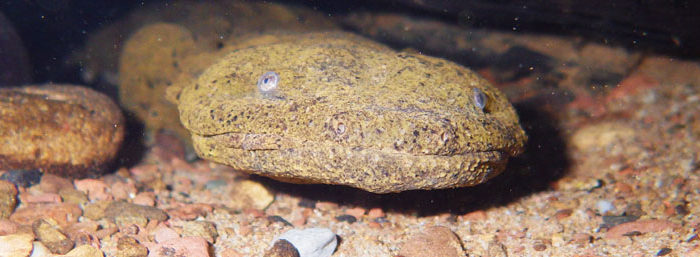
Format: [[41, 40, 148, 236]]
[[0, 85, 125, 178], [117, 1, 338, 143], [177, 32, 526, 193]]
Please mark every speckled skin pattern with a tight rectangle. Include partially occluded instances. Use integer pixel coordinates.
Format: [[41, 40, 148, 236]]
[[0, 85, 125, 177], [177, 32, 526, 193]]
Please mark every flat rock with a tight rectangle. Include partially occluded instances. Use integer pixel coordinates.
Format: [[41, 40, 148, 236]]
[[10, 203, 82, 228], [32, 218, 74, 254], [103, 201, 168, 225], [0, 84, 125, 178]]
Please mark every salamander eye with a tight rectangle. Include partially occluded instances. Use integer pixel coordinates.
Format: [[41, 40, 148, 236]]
[[472, 87, 487, 111], [257, 71, 279, 93]]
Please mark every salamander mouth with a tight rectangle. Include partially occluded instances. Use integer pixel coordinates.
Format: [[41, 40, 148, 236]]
[[192, 132, 511, 193], [197, 131, 514, 157]]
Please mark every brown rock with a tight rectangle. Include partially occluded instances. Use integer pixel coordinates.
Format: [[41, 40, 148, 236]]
[[181, 221, 218, 243], [83, 201, 111, 220], [11, 203, 82, 227], [0, 84, 125, 178], [398, 226, 466, 257], [33, 218, 75, 254], [227, 180, 275, 210], [0, 180, 17, 219], [59, 188, 89, 206], [116, 236, 148, 257], [104, 201, 168, 226], [264, 239, 300, 257], [39, 174, 74, 194]]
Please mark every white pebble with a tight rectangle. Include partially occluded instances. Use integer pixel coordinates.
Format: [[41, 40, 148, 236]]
[[276, 227, 337, 257], [596, 200, 616, 215]]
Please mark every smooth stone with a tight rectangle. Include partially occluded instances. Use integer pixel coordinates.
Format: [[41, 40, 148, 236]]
[[274, 228, 337, 257]]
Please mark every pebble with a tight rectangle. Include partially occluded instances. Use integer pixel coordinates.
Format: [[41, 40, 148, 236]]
[[21, 192, 62, 204], [74, 179, 113, 201], [116, 236, 148, 257], [145, 236, 210, 257], [264, 239, 300, 257], [271, 228, 337, 257], [59, 188, 89, 205], [600, 215, 640, 229], [131, 192, 155, 206], [0, 180, 18, 219], [0, 169, 42, 188], [345, 207, 365, 219], [103, 201, 168, 226], [656, 247, 672, 256], [228, 179, 275, 210], [32, 218, 75, 254], [596, 200, 616, 215], [334, 214, 357, 224], [154, 225, 180, 243], [0, 233, 33, 257], [11, 203, 82, 227], [39, 174, 73, 194], [606, 219, 681, 239], [398, 226, 466, 257], [367, 208, 385, 219], [166, 203, 213, 220], [181, 221, 219, 243], [110, 181, 137, 201]]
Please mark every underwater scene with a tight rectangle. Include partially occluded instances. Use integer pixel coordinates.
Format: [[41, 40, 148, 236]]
[[1, 0, 699, 256]]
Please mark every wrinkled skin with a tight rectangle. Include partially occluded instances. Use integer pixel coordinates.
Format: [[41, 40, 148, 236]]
[[176, 32, 527, 193]]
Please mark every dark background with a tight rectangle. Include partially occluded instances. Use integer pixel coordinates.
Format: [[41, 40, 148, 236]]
[[1, 0, 698, 85]]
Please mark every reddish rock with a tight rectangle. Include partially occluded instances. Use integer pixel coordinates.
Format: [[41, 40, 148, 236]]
[[398, 226, 466, 257], [74, 178, 113, 201], [11, 203, 82, 227], [461, 210, 487, 221], [367, 208, 385, 219], [0, 219, 19, 235], [20, 192, 62, 203], [606, 219, 681, 239], [132, 192, 155, 207], [145, 236, 210, 257], [153, 225, 180, 243], [166, 203, 213, 220], [345, 207, 366, 220], [110, 181, 137, 201], [554, 209, 573, 220]]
